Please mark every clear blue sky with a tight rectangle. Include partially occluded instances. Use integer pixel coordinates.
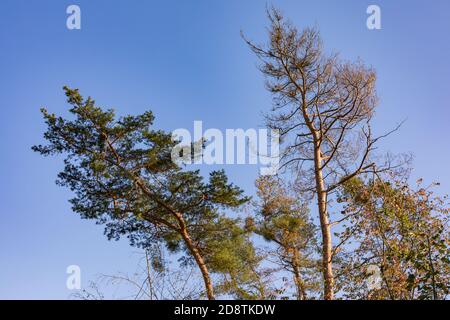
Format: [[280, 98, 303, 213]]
[[0, 0, 449, 299]]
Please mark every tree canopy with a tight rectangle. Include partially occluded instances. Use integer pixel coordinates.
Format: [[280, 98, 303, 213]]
[[33, 86, 257, 300]]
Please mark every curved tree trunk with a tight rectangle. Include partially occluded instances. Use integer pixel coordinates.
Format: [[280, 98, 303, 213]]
[[180, 228, 215, 300]]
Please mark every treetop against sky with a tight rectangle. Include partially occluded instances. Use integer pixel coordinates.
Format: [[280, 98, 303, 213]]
[[0, 0, 449, 299]]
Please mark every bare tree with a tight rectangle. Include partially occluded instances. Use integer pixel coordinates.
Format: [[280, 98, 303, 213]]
[[243, 8, 404, 299], [72, 248, 204, 300]]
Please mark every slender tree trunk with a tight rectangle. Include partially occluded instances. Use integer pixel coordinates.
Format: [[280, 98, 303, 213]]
[[180, 228, 215, 300], [249, 264, 266, 299], [426, 235, 438, 300], [313, 141, 334, 300], [292, 251, 307, 300], [144, 249, 154, 300]]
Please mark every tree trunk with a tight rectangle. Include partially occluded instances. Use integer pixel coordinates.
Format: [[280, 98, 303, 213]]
[[180, 228, 215, 300], [314, 142, 335, 300], [426, 235, 438, 300], [292, 251, 307, 300]]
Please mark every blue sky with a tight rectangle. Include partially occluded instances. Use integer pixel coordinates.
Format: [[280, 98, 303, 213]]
[[0, 0, 449, 299]]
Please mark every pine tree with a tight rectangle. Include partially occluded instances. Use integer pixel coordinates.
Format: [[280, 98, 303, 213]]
[[251, 175, 320, 299], [243, 7, 403, 299], [32, 87, 252, 300]]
